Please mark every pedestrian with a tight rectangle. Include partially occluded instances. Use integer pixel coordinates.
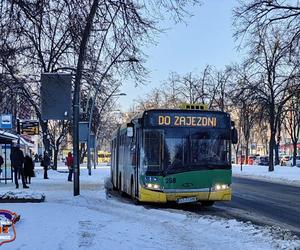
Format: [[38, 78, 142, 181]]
[[24, 154, 35, 184], [10, 145, 29, 189], [0, 155, 3, 176], [34, 154, 39, 162], [66, 152, 73, 182], [42, 151, 50, 179]]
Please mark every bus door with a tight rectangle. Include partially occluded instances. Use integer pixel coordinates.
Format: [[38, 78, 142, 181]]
[[134, 129, 141, 197]]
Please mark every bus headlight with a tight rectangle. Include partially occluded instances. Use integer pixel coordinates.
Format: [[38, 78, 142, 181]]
[[145, 183, 161, 190], [213, 184, 229, 191]]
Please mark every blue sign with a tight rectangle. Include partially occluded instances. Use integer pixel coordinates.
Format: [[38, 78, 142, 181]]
[[0, 114, 12, 129]]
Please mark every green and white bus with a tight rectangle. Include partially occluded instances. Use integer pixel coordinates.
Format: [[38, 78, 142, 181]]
[[111, 105, 237, 205]]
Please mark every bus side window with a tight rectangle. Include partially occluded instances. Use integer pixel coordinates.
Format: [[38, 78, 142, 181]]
[[130, 144, 136, 166]]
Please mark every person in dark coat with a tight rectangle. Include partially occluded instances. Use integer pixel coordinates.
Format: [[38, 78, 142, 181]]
[[66, 152, 74, 182], [10, 145, 29, 189], [42, 151, 50, 179], [0, 155, 4, 175], [24, 155, 35, 184]]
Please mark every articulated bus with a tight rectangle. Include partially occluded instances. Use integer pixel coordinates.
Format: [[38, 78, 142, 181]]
[[111, 106, 238, 205]]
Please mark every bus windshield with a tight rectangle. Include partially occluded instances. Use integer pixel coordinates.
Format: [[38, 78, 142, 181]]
[[143, 128, 230, 174]]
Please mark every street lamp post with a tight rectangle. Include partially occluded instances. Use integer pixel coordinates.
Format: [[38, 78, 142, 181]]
[[87, 92, 126, 175]]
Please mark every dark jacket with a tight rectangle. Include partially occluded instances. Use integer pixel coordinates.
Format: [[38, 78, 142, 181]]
[[10, 147, 24, 169], [0, 155, 3, 166], [24, 156, 35, 177], [43, 154, 51, 169]]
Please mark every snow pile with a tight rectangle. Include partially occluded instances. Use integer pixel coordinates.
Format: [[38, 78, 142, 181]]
[[0, 165, 298, 249], [232, 165, 300, 186], [0, 191, 45, 201]]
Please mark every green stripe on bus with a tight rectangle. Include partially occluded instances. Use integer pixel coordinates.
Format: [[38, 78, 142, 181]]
[[142, 169, 231, 190]]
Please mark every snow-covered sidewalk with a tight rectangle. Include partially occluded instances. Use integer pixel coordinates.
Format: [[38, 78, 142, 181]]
[[0, 165, 299, 249], [233, 164, 300, 187]]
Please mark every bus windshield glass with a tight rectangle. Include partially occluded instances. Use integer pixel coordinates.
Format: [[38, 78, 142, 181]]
[[143, 128, 230, 174]]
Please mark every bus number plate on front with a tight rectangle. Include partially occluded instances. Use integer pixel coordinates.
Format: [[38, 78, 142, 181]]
[[177, 197, 197, 204]]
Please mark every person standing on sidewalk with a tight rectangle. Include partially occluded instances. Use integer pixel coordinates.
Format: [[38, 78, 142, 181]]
[[66, 152, 73, 182], [24, 154, 35, 184], [10, 145, 29, 189], [0, 155, 4, 176], [42, 151, 50, 179]]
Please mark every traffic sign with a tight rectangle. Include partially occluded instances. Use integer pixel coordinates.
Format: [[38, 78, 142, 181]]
[[0, 114, 12, 129], [20, 120, 39, 135]]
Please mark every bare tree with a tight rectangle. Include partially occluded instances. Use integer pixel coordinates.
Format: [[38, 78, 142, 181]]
[[1, 0, 202, 179], [234, 28, 300, 171], [48, 120, 71, 169], [210, 66, 234, 112], [232, 94, 259, 164], [234, 1, 300, 48], [282, 92, 300, 166], [0, 0, 78, 152]]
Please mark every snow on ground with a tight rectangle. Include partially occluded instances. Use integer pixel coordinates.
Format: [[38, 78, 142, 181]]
[[0, 164, 299, 250], [232, 164, 300, 187], [0, 190, 45, 200]]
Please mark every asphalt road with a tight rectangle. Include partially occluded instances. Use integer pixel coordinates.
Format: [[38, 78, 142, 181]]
[[216, 177, 300, 235], [108, 176, 300, 235]]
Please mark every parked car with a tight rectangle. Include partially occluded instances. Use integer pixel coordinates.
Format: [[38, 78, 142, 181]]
[[257, 156, 269, 166], [248, 155, 258, 165], [236, 155, 258, 165], [280, 155, 291, 166], [286, 156, 300, 167]]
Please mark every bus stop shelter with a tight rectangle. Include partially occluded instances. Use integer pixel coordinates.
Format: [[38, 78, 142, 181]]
[[0, 130, 35, 184], [0, 131, 14, 184]]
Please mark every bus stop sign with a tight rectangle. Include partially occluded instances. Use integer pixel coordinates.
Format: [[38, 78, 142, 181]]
[[0, 114, 12, 129]]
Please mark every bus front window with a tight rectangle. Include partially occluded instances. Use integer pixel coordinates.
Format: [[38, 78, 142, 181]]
[[164, 138, 187, 168], [191, 138, 229, 164], [190, 130, 230, 166], [144, 131, 162, 172], [163, 129, 230, 173], [143, 129, 230, 174]]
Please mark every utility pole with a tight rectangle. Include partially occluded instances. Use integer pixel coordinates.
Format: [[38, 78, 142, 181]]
[[72, 0, 100, 196]]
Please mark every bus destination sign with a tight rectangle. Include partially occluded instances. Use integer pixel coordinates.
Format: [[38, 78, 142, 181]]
[[157, 115, 216, 127], [144, 111, 230, 129]]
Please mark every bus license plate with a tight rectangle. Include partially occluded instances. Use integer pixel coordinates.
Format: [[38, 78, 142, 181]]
[[177, 197, 197, 204]]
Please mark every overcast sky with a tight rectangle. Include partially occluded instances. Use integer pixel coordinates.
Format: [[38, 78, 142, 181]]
[[119, 0, 241, 111]]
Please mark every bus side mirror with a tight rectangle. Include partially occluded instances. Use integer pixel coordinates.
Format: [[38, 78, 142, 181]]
[[231, 128, 238, 144], [127, 123, 134, 138]]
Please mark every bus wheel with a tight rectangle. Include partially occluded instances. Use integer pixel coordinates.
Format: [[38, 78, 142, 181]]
[[201, 201, 215, 207], [111, 173, 118, 191], [130, 178, 135, 198], [112, 181, 118, 191], [118, 173, 125, 197], [130, 178, 140, 205]]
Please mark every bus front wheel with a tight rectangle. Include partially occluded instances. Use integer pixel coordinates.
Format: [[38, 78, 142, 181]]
[[201, 201, 215, 207]]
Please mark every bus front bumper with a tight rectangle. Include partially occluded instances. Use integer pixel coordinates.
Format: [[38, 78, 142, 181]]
[[139, 187, 232, 203]]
